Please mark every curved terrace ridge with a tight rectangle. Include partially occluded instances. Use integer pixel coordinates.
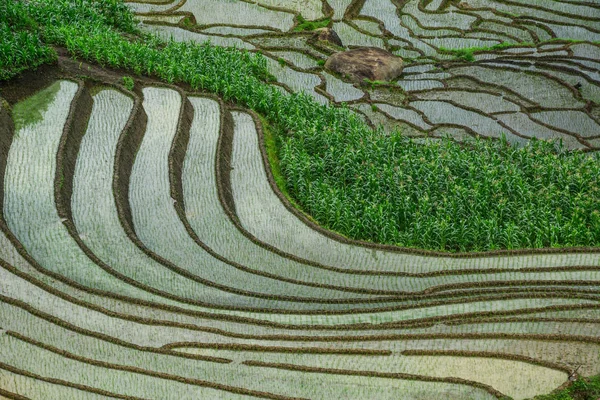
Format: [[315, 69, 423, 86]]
[[0, 66, 597, 400], [1, 1, 599, 399]]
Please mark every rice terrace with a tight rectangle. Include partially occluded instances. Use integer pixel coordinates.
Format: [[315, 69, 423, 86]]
[[1, 0, 600, 399]]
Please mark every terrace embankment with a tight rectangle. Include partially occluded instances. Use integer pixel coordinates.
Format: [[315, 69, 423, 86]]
[[113, 87, 149, 236], [215, 104, 237, 217], [55, 81, 94, 225], [0, 99, 14, 207]]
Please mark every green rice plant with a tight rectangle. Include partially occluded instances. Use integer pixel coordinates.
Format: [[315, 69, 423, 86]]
[[254, 115, 298, 212], [278, 129, 600, 252], [0, 27, 56, 80]]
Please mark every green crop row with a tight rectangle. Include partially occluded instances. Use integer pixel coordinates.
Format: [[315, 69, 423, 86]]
[[0, 2, 56, 80], [2, 0, 600, 252], [280, 131, 600, 252]]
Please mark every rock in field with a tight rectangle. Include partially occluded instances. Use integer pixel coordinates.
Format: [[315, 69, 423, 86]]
[[313, 27, 343, 47], [324, 47, 404, 83]]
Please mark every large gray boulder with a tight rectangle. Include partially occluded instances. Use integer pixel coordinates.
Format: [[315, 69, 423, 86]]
[[324, 47, 404, 83]]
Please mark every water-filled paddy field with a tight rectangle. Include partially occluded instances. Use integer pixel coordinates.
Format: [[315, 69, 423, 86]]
[[0, 0, 600, 399], [132, 0, 600, 147]]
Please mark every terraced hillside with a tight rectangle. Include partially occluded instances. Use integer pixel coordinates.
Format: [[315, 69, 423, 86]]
[[0, 66, 599, 399], [1, 0, 600, 399], [130, 0, 600, 149]]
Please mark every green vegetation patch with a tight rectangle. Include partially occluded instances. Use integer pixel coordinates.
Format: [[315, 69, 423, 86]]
[[122, 76, 134, 91], [440, 42, 535, 62], [531, 375, 600, 400], [280, 126, 600, 252], [363, 79, 391, 89], [293, 16, 331, 32], [259, 115, 296, 207], [2, 0, 600, 252], [0, 2, 57, 80]]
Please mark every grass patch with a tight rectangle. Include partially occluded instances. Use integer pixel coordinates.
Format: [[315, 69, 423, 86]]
[[363, 79, 390, 89], [181, 16, 195, 28], [259, 116, 292, 201], [122, 76, 134, 91], [530, 375, 600, 400], [293, 16, 330, 32], [544, 38, 600, 45], [2, 0, 600, 252], [260, 115, 320, 223], [440, 42, 535, 62], [439, 47, 475, 62]]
